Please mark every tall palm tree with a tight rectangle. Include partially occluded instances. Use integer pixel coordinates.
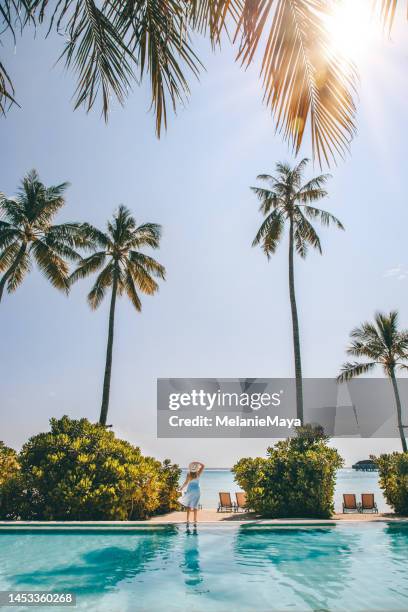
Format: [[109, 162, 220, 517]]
[[252, 158, 344, 422], [71, 205, 165, 426], [337, 311, 408, 452], [1, 1, 400, 165], [0, 170, 82, 303]]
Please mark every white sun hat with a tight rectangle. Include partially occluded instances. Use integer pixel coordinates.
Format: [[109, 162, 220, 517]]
[[188, 461, 200, 473]]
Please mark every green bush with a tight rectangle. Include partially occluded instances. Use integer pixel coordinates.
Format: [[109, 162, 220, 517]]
[[375, 452, 408, 515], [0, 442, 19, 487], [0, 443, 21, 519], [0, 416, 180, 520], [232, 425, 344, 518]]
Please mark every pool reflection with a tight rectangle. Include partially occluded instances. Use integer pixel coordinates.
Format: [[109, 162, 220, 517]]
[[234, 526, 355, 611], [180, 524, 203, 588], [10, 528, 178, 595]]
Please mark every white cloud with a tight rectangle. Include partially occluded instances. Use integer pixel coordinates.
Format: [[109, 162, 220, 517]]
[[384, 264, 408, 280]]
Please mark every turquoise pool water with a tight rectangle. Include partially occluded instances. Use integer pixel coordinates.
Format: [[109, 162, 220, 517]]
[[185, 468, 389, 511], [1, 523, 408, 611]]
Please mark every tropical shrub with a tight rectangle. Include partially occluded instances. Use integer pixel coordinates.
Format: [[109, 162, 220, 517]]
[[233, 425, 344, 518], [0, 417, 180, 520], [0, 442, 22, 519], [375, 452, 408, 515], [0, 442, 19, 486]]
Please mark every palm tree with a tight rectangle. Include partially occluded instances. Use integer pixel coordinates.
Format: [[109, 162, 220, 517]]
[[0, 1, 400, 165], [252, 158, 344, 422], [337, 311, 408, 452], [0, 170, 82, 303], [71, 205, 165, 426]]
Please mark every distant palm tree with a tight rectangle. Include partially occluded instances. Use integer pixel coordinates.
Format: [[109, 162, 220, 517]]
[[0, 170, 81, 303], [71, 205, 165, 426], [252, 158, 344, 422], [338, 311, 408, 452]]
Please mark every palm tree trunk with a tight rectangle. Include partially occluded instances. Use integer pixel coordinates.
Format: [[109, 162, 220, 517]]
[[288, 217, 304, 423], [390, 368, 407, 452], [0, 244, 26, 303], [99, 272, 118, 426]]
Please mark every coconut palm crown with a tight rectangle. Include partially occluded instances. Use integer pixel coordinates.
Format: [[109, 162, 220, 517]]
[[252, 158, 344, 422], [71, 205, 165, 426], [337, 311, 408, 451], [0, 169, 82, 302]]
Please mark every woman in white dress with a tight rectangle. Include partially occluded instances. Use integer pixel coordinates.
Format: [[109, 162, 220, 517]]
[[179, 461, 205, 525]]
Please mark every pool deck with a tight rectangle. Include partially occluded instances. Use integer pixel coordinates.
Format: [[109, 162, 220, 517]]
[[0, 511, 407, 530], [148, 510, 407, 523]]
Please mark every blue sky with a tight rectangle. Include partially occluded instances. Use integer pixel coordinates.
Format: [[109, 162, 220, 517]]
[[1, 11, 408, 465]]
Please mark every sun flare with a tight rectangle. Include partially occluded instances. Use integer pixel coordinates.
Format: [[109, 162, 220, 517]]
[[325, 0, 380, 65]]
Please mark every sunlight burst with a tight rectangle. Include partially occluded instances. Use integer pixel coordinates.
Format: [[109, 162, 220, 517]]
[[325, 0, 380, 65]]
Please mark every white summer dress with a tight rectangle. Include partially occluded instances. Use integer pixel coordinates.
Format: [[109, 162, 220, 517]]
[[180, 478, 200, 509]]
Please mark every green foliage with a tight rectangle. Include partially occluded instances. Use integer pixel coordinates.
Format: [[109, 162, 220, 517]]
[[233, 426, 344, 518], [375, 452, 408, 515], [0, 441, 19, 486], [0, 170, 83, 302], [337, 311, 408, 452], [251, 159, 344, 260], [0, 417, 180, 521], [70, 205, 165, 313], [0, 1, 361, 165]]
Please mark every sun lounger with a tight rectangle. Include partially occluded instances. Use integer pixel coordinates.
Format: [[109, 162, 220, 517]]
[[235, 491, 248, 512], [217, 492, 236, 512], [361, 493, 378, 513], [342, 493, 361, 513]]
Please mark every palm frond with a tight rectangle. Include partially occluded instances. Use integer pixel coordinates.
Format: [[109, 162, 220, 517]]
[[138, 1, 202, 137], [0, 1, 33, 113], [127, 221, 163, 249], [252, 209, 284, 258], [128, 250, 166, 279], [236, 0, 357, 166], [302, 206, 344, 229], [0, 241, 20, 273], [294, 211, 321, 255], [345, 339, 384, 360], [6, 249, 31, 293], [379, 0, 398, 32], [124, 268, 142, 311], [17, 170, 69, 226], [337, 361, 377, 382], [188, 0, 242, 44], [43, 239, 82, 262], [78, 223, 111, 250], [70, 251, 106, 284], [250, 186, 281, 215], [114, 0, 202, 136], [57, 0, 135, 119], [31, 239, 70, 292], [256, 173, 274, 182], [127, 258, 160, 295], [375, 309, 399, 348], [45, 222, 86, 248], [350, 321, 380, 342], [0, 226, 21, 249], [88, 262, 114, 309], [0, 0, 34, 37], [0, 197, 25, 226], [0, 60, 18, 116]]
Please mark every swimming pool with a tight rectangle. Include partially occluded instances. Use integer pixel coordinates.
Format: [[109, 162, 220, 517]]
[[1, 523, 408, 612]]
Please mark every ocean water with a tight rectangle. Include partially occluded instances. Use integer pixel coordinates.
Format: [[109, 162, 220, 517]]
[[181, 468, 389, 512], [1, 523, 407, 611]]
